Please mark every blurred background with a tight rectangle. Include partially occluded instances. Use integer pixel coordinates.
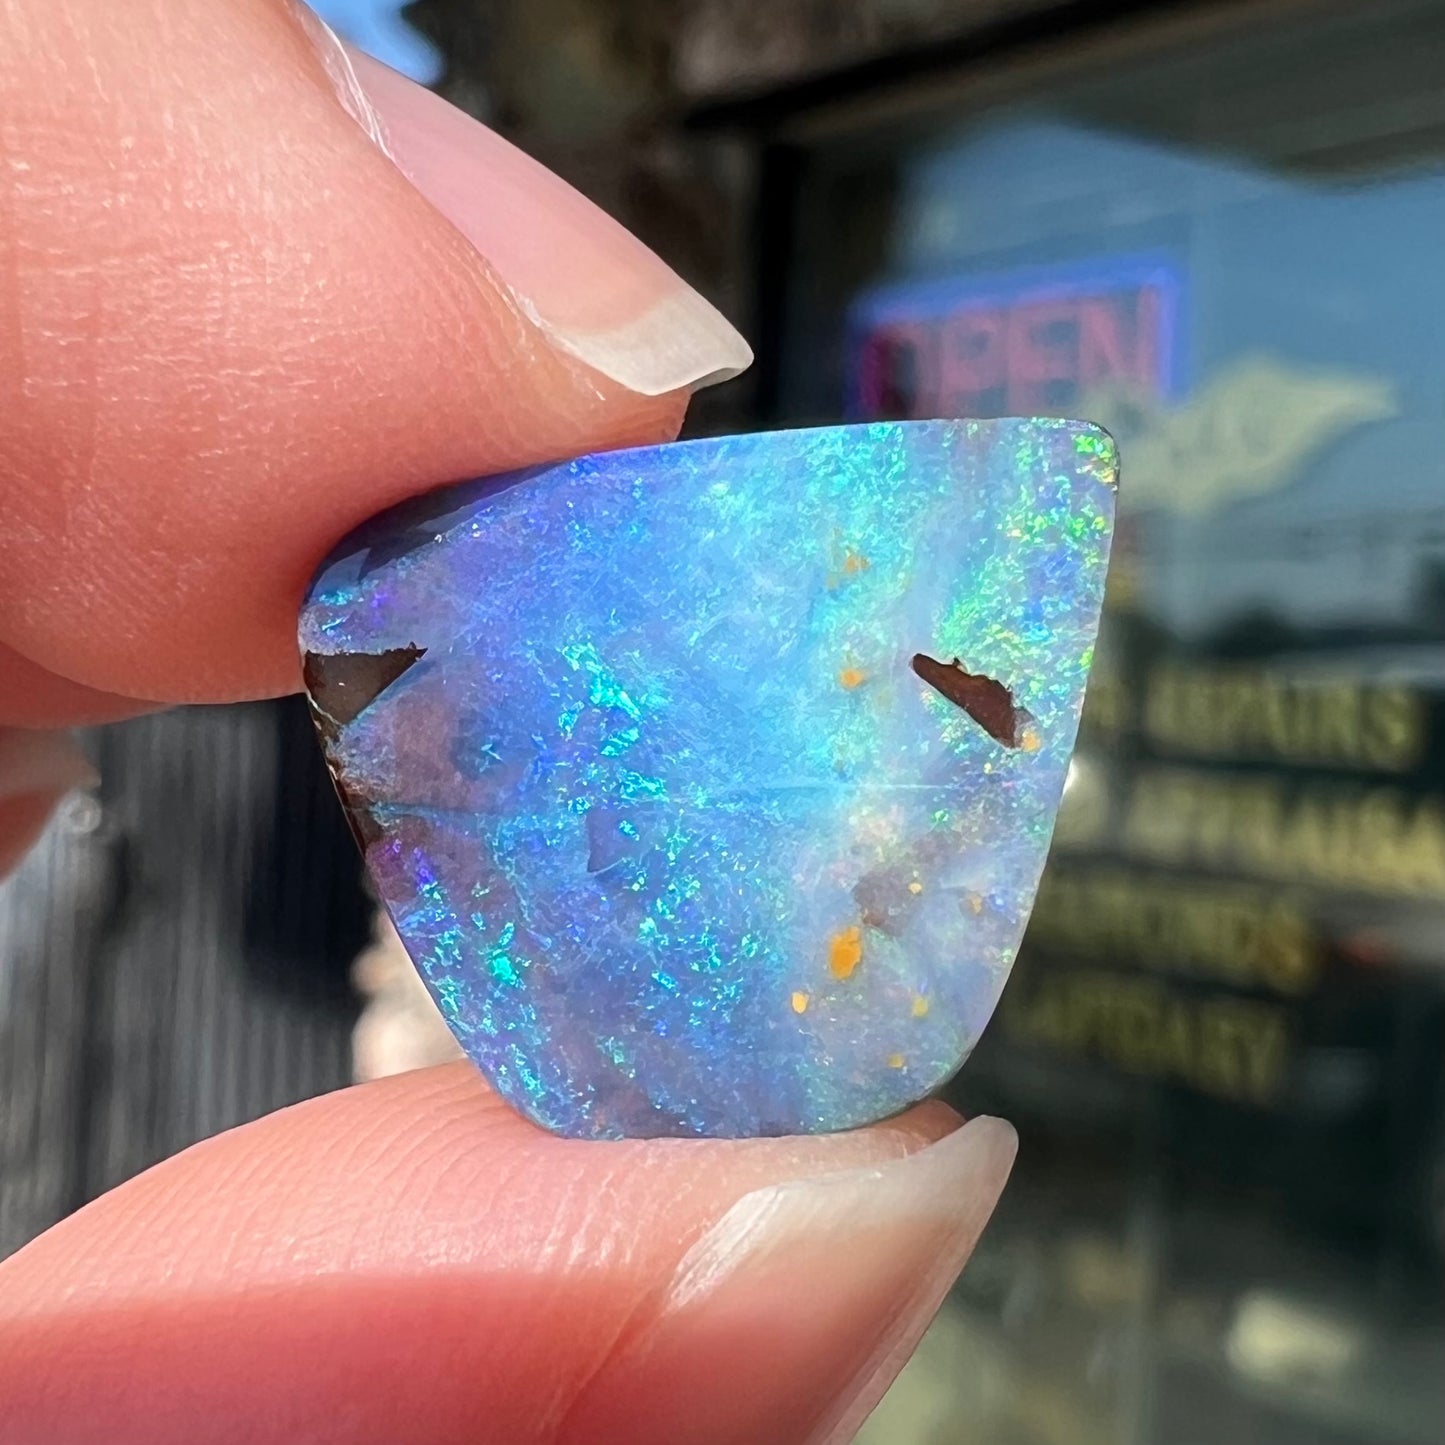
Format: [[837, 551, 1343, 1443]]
[[4, 0, 1445, 1439]]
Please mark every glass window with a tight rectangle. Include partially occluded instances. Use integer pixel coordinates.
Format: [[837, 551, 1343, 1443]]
[[770, 3, 1445, 1440]]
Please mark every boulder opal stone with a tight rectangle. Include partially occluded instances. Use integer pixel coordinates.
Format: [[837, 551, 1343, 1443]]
[[300, 419, 1117, 1138]]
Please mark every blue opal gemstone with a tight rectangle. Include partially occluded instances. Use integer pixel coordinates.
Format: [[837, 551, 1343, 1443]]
[[300, 420, 1117, 1138]]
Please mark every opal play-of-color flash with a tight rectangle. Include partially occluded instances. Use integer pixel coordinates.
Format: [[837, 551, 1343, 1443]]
[[300, 420, 1117, 1139]]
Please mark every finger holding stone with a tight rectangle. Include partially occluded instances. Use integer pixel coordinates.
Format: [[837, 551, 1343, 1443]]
[[0, 0, 749, 712], [0, 1064, 1016, 1445]]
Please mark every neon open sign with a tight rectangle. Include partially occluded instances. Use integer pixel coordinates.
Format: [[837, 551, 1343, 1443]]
[[848, 257, 1181, 420]]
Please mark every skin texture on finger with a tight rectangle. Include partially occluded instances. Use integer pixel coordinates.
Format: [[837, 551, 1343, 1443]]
[[0, 0, 713, 708], [0, 1064, 1015, 1445]]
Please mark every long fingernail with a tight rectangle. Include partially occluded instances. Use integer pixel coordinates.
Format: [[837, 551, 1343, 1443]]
[[0, 729, 97, 803], [296, 12, 752, 397], [569, 1115, 1017, 1445]]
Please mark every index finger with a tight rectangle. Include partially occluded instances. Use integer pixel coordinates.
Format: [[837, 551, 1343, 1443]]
[[0, 0, 749, 715]]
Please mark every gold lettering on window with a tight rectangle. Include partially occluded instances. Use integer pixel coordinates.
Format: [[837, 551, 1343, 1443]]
[[1143, 664, 1424, 772], [1003, 970, 1290, 1105], [1122, 769, 1445, 899]]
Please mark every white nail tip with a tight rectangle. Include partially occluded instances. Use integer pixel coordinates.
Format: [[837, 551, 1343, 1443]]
[[526, 288, 755, 397], [662, 1116, 1018, 1316]]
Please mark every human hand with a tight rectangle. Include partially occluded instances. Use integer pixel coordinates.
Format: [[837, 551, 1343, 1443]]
[[0, 4, 1016, 1440]]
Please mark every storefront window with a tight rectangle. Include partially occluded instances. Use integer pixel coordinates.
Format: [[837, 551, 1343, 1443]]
[[771, 2, 1445, 1439]]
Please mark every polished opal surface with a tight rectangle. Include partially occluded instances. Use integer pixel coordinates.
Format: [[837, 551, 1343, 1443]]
[[300, 420, 1117, 1138]]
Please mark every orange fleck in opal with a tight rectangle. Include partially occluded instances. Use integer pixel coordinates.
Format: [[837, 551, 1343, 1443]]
[[791, 990, 810, 1014], [888, 1053, 906, 1069], [911, 995, 930, 1017], [829, 926, 863, 979], [838, 667, 868, 689]]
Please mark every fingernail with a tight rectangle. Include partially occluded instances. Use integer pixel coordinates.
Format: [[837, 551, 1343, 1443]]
[[0, 728, 97, 803], [569, 1115, 1018, 1445], [296, 11, 752, 397]]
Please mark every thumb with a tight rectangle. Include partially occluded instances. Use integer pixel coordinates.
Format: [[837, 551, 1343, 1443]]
[[0, 0, 749, 708], [0, 1066, 1016, 1445]]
